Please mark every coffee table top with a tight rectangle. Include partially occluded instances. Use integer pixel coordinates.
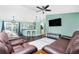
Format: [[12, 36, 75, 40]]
[[28, 37, 56, 50]]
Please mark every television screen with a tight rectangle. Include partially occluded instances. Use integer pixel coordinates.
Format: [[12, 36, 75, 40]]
[[49, 18, 61, 26]]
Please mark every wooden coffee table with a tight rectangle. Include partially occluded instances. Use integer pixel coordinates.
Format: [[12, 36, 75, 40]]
[[33, 50, 47, 54]]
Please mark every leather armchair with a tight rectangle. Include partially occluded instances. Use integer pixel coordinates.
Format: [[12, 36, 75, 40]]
[[0, 32, 37, 54], [42, 31, 79, 54], [43, 39, 70, 54]]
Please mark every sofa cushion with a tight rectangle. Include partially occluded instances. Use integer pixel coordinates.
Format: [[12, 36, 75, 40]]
[[22, 43, 30, 48], [13, 45, 24, 52], [10, 39, 24, 46]]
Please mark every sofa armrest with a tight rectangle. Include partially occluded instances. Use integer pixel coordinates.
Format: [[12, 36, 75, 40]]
[[12, 46, 37, 54], [43, 45, 64, 54], [9, 37, 21, 41], [60, 35, 72, 40], [10, 39, 28, 46]]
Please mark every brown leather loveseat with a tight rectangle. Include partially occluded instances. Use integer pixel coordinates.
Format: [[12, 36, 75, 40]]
[[0, 32, 37, 54], [43, 31, 79, 54]]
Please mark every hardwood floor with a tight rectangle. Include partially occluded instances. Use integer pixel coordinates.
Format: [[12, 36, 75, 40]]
[[33, 50, 48, 54]]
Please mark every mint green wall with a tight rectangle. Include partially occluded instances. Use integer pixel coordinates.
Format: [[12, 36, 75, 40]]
[[36, 22, 41, 35], [20, 21, 41, 36], [0, 20, 2, 32], [45, 12, 79, 36], [0, 20, 41, 36]]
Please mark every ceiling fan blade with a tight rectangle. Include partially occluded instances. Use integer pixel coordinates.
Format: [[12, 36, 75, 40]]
[[36, 6, 43, 10], [36, 10, 41, 12], [44, 5, 49, 9], [42, 6, 45, 9], [45, 9, 51, 11]]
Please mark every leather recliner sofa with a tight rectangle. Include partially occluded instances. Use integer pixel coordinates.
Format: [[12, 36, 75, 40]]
[[42, 31, 79, 54], [0, 32, 37, 54]]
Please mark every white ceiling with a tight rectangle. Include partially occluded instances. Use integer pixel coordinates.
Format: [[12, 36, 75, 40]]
[[22, 5, 79, 14], [0, 5, 79, 22], [22, 5, 52, 12]]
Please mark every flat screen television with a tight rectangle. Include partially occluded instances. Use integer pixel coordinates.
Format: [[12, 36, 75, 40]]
[[49, 18, 61, 26]]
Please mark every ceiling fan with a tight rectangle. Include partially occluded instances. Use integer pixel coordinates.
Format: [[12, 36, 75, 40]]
[[36, 5, 51, 14]]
